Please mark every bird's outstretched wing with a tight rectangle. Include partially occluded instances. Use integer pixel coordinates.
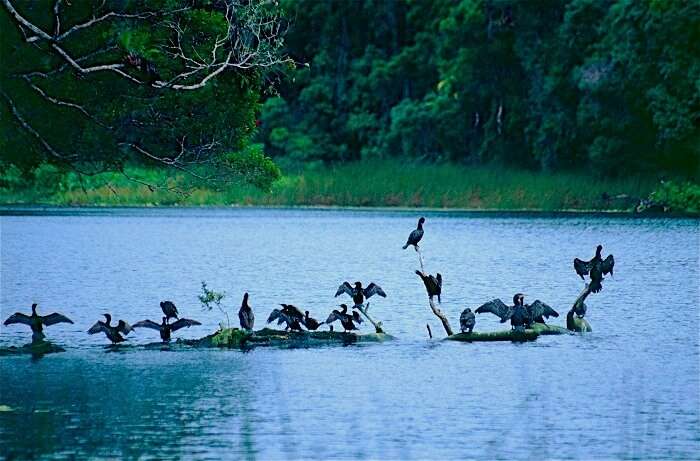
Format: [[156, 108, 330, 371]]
[[3, 312, 32, 326], [574, 258, 592, 278], [267, 309, 282, 324], [87, 322, 107, 335], [352, 310, 364, 324], [117, 320, 133, 335], [132, 319, 161, 331], [363, 283, 386, 299], [527, 300, 559, 320], [171, 318, 201, 332], [601, 254, 615, 276], [325, 311, 342, 324], [282, 304, 304, 320], [335, 282, 354, 298], [475, 299, 513, 322], [42, 313, 74, 326]]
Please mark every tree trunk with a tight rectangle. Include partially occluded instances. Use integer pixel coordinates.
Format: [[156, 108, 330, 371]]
[[355, 302, 384, 334]]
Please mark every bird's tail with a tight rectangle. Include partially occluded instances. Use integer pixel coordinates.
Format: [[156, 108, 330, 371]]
[[402, 243, 409, 249], [590, 280, 602, 293]]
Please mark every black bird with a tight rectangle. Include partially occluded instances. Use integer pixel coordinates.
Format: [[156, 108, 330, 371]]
[[416, 270, 442, 302], [3, 303, 73, 343], [303, 311, 323, 331], [574, 245, 615, 293], [160, 301, 179, 323], [459, 308, 475, 333], [335, 281, 387, 307], [88, 314, 133, 344], [238, 292, 255, 330], [402, 217, 425, 250], [133, 316, 201, 342], [267, 304, 305, 331], [475, 294, 559, 329], [325, 304, 363, 332], [572, 300, 587, 318]]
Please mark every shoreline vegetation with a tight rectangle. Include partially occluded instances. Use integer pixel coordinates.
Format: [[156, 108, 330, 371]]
[[1, 160, 698, 215]]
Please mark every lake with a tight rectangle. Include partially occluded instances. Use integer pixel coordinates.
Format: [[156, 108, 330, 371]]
[[1, 207, 698, 460]]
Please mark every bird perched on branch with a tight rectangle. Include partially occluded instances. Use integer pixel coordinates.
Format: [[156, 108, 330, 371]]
[[302, 311, 323, 331], [403, 217, 425, 250], [459, 308, 475, 333], [475, 294, 559, 329], [133, 316, 201, 342], [416, 270, 442, 302], [3, 303, 73, 343], [574, 245, 614, 293], [238, 292, 255, 330], [267, 304, 305, 331], [335, 281, 386, 307], [88, 314, 133, 344], [160, 301, 179, 323], [325, 304, 363, 332]]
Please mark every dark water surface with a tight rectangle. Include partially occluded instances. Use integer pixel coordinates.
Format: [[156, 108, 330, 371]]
[[1, 207, 698, 460]]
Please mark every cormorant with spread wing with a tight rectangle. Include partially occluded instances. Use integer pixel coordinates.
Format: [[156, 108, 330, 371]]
[[238, 292, 255, 330], [335, 281, 386, 307], [475, 294, 559, 329], [3, 303, 73, 343], [303, 311, 323, 331], [402, 217, 425, 250], [133, 316, 201, 342], [416, 270, 442, 302], [325, 304, 363, 332], [267, 304, 305, 331], [160, 301, 179, 322], [459, 308, 475, 333], [88, 314, 133, 344], [574, 245, 615, 293]]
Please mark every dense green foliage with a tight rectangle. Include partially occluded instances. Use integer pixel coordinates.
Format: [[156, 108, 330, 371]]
[[259, 0, 700, 177], [0, 0, 287, 188]]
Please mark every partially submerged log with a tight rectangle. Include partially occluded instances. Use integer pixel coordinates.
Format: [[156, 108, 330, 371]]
[[529, 322, 572, 335], [355, 302, 385, 333], [0, 340, 65, 356], [180, 327, 395, 349], [446, 329, 538, 342], [567, 310, 592, 332]]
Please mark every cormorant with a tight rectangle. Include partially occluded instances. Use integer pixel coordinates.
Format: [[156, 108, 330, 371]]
[[160, 301, 179, 323], [132, 316, 201, 342], [267, 304, 305, 331], [325, 304, 363, 332], [335, 281, 386, 307], [574, 245, 615, 293], [88, 314, 134, 344], [3, 303, 73, 343], [459, 308, 475, 333], [402, 217, 425, 250], [238, 292, 255, 330], [416, 270, 442, 302], [303, 311, 323, 331], [475, 294, 559, 329]]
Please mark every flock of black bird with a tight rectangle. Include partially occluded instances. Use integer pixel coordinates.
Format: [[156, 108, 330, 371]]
[[2, 217, 614, 345]]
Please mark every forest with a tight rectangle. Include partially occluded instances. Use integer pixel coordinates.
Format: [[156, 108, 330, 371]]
[[1, 0, 699, 211]]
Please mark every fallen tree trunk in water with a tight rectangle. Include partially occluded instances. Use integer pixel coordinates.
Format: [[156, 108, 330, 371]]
[[445, 329, 538, 342], [181, 327, 396, 349], [529, 322, 572, 335], [568, 285, 593, 332], [0, 340, 65, 356]]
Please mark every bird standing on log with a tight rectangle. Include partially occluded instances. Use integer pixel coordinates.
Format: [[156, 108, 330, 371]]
[[335, 281, 386, 307], [3, 303, 73, 343], [303, 311, 323, 331], [133, 317, 201, 342], [160, 301, 179, 323], [459, 308, 475, 333], [267, 304, 305, 331], [574, 245, 615, 293], [475, 294, 559, 329], [325, 304, 363, 332], [416, 271, 442, 303], [88, 314, 133, 344], [403, 217, 425, 250], [238, 293, 255, 330]]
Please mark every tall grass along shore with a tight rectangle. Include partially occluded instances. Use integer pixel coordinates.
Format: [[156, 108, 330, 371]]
[[1, 160, 697, 214]]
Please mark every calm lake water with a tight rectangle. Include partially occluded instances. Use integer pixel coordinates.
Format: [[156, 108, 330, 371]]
[[1, 207, 698, 460]]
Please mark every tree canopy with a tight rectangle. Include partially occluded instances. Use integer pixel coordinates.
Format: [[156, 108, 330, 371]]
[[259, 0, 700, 177], [1, 0, 290, 189]]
